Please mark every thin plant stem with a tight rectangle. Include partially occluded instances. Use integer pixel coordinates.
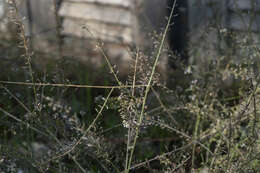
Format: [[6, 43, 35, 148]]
[[97, 45, 122, 86], [0, 107, 48, 137], [124, 49, 139, 172], [83, 26, 122, 86], [1, 86, 32, 115], [151, 86, 178, 125], [25, 0, 33, 48], [53, 0, 63, 60], [152, 120, 213, 155], [0, 80, 147, 89], [125, 142, 193, 172], [41, 88, 114, 165], [45, 129, 87, 173], [192, 100, 201, 168], [126, 1, 177, 172], [9, 0, 37, 109]]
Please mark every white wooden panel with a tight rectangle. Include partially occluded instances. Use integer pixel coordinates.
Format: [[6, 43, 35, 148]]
[[228, 0, 260, 11], [228, 12, 260, 32], [0, 0, 4, 19], [59, 2, 132, 26], [64, 0, 132, 8], [62, 18, 133, 43]]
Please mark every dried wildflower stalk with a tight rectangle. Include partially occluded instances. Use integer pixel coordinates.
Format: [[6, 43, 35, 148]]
[[7, 0, 38, 111]]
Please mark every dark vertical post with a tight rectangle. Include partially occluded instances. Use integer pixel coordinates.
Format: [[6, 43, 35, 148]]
[[53, 0, 63, 59], [167, 0, 189, 66], [25, 0, 33, 49]]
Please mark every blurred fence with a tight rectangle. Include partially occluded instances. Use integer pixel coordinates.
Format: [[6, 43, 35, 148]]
[[0, 0, 260, 73]]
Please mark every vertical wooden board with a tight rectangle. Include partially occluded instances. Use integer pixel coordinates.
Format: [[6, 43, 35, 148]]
[[228, 0, 260, 11], [227, 0, 260, 32], [0, 0, 4, 19], [15, 0, 58, 38], [227, 12, 260, 32], [59, 2, 132, 26], [141, 0, 167, 31], [0, 0, 6, 32], [62, 18, 133, 43], [188, 0, 226, 29], [64, 0, 132, 8], [26, 0, 57, 36]]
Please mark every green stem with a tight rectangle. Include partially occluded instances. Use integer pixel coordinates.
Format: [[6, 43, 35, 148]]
[[125, 1, 177, 172]]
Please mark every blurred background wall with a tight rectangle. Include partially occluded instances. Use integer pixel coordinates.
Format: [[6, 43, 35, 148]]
[[0, 0, 260, 74]]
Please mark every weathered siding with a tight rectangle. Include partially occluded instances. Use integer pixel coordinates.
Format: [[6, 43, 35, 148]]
[[0, 0, 4, 18], [60, 2, 132, 26], [1, 0, 260, 74], [228, 0, 260, 11], [0, 0, 7, 33], [14, 0, 59, 38], [227, 0, 260, 32], [66, 0, 132, 7], [188, 0, 226, 64], [62, 19, 132, 43], [59, 0, 135, 44], [58, 0, 139, 75], [0, 0, 61, 48]]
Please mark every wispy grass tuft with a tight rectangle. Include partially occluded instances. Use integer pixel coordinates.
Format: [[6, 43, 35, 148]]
[[1, 0, 260, 172]]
